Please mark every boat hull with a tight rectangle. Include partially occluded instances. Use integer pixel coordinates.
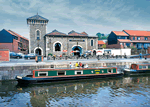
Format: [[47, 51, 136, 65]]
[[16, 73, 123, 85], [123, 69, 150, 76]]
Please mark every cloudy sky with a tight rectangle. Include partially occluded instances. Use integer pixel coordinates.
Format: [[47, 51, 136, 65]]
[[0, 0, 150, 39]]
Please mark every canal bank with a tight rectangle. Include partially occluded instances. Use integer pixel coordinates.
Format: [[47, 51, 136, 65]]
[[0, 58, 150, 80]]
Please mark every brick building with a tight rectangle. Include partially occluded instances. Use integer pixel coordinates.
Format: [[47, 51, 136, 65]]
[[0, 29, 29, 54], [106, 30, 150, 49]]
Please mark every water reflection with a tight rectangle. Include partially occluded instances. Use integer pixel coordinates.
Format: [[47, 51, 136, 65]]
[[0, 76, 150, 107]]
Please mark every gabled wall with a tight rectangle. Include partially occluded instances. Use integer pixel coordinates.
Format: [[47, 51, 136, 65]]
[[107, 32, 117, 45], [0, 29, 13, 43]]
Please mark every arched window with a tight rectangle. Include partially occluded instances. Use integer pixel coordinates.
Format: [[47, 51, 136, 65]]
[[55, 43, 61, 51], [37, 30, 40, 40]]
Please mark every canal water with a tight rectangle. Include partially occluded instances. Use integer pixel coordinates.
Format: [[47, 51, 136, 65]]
[[0, 76, 150, 107]]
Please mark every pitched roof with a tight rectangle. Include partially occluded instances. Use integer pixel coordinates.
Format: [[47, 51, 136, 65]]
[[81, 32, 88, 36], [8, 30, 29, 41], [27, 14, 49, 21], [131, 40, 150, 43], [6, 30, 15, 36], [46, 29, 67, 36], [98, 40, 105, 44], [112, 31, 128, 36], [118, 39, 131, 42], [68, 30, 87, 36], [123, 30, 150, 36]]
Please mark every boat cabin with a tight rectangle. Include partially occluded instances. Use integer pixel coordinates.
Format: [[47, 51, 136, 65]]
[[130, 63, 150, 70], [32, 67, 117, 78]]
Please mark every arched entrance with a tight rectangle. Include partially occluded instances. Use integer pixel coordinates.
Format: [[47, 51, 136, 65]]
[[72, 46, 82, 56], [93, 50, 96, 56], [35, 48, 41, 55]]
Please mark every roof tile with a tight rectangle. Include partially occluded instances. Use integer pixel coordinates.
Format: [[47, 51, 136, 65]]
[[47, 29, 67, 36], [113, 31, 128, 36], [123, 30, 150, 36], [98, 41, 105, 44], [118, 39, 131, 42], [8, 30, 28, 41]]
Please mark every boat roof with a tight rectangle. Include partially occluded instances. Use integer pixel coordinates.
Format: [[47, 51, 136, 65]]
[[131, 63, 150, 65], [33, 67, 117, 71]]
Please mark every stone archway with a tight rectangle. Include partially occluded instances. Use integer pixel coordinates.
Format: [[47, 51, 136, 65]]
[[35, 48, 41, 55], [34, 47, 43, 55], [72, 46, 82, 56], [93, 50, 96, 56]]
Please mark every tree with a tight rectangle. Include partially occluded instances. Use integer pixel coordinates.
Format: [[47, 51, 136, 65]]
[[101, 44, 106, 48], [101, 35, 109, 40], [96, 33, 101, 40]]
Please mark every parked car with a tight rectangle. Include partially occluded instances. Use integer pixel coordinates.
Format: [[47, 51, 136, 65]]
[[17, 53, 25, 58], [10, 52, 22, 59], [24, 53, 37, 59]]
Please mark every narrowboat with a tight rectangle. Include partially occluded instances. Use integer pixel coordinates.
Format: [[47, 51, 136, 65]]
[[16, 67, 123, 84], [123, 63, 150, 76]]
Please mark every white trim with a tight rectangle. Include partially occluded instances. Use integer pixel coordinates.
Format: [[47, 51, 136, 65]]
[[38, 72, 48, 76], [57, 71, 66, 76], [35, 29, 41, 40], [53, 41, 63, 52], [75, 70, 83, 75], [107, 69, 113, 73], [34, 47, 43, 55], [72, 45, 83, 49]]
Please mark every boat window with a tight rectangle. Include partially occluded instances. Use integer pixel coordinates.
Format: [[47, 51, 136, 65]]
[[57, 71, 66, 75], [38, 72, 48, 76], [139, 65, 142, 69], [142, 66, 148, 69], [75, 71, 83, 75], [107, 69, 113, 73]]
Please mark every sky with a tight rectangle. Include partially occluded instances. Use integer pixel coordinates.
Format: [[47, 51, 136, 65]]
[[0, 0, 150, 39]]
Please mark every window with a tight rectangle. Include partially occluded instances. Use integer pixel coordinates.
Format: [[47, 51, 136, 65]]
[[142, 66, 148, 69], [107, 69, 113, 73], [20, 38, 22, 42], [37, 30, 40, 40], [137, 37, 140, 40], [133, 37, 135, 40], [126, 43, 130, 47], [137, 43, 142, 48], [145, 37, 148, 40], [57, 71, 66, 75], [14, 36, 18, 40], [75, 71, 83, 75], [55, 43, 61, 51], [38, 72, 48, 76], [144, 43, 149, 49], [91, 40, 93, 46]]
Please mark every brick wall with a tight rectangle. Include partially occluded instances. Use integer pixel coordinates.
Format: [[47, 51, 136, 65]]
[[0, 43, 13, 51], [106, 41, 121, 49], [130, 36, 150, 41], [147, 47, 150, 58]]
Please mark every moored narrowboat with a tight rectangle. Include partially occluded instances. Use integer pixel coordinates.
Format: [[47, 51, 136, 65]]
[[16, 67, 123, 84], [123, 63, 150, 76]]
